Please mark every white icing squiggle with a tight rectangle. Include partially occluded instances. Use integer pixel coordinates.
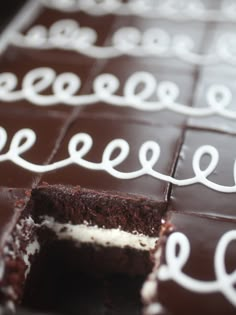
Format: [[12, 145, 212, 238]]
[[12, 21, 236, 66], [41, 0, 236, 23], [0, 68, 235, 119], [1, 127, 236, 193], [157, 231, 236, 306]]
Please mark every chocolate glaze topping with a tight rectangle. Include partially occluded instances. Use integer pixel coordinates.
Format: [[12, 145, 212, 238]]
[[143, 212, 236, 315], [0, 0, 235, 314]]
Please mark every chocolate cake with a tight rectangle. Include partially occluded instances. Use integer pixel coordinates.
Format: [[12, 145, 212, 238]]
[[0, 0, 235, 314]]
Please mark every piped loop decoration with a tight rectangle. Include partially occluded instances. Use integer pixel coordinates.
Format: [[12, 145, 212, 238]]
[[23, 67, 55, 93], [173, 35, 195, 55], [139, 141, 160, 171], [192, 145, 219, 189], [124, 72, 157, 103], [0, 128, 36, 163], [142, 28, 170, 54], [9, 129, 36, 157], [49, 19, 97, 48], [53, 72, 81, 101], [216, 33, 236, 65], [93, 73, 120, 99], [10, 21, 236, 65], [1, 127, 236, 193], [157, 230, 236, 306], [0, 73, 18, 97], [49, 19, 80, 45], [68, 133, 95, 169], [41, 0, 236, 22], [22, 68, 56, 105], [207, 85, 232, 111], [157, 81, 179, 104], [1, 67, 236, 119], [102, 139, 130, 168], [25, 26, 47, 46], [113, 27, 141, 51]]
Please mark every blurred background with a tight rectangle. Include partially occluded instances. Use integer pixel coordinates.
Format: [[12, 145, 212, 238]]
[[0, 0, 26, 32]]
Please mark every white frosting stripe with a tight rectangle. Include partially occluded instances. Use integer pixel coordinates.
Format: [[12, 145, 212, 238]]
[[11, 21, 236, 66], [41, 217, 157, 251], [41, 0, 236, 23], [1, 127, 236, 193], [0, 68, 235, 119], [157, 230, 236, 306]]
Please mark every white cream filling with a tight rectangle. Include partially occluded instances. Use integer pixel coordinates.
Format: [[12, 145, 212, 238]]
[[23, 239, 40, 277], [145, 303, 164, 315], [41, 217, 157, 251]]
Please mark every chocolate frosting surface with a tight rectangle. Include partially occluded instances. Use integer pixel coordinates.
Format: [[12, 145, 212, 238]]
[[170, 128, 236, 220], [42, 115, 184, 200], [0, 109, 67, 188], [0, 1, 236, 314], [151, 212, 236, 315]]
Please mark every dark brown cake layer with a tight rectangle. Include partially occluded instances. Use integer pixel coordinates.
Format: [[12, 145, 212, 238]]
[[31, 184, 163, 237], [23, 239, 145, 315]]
